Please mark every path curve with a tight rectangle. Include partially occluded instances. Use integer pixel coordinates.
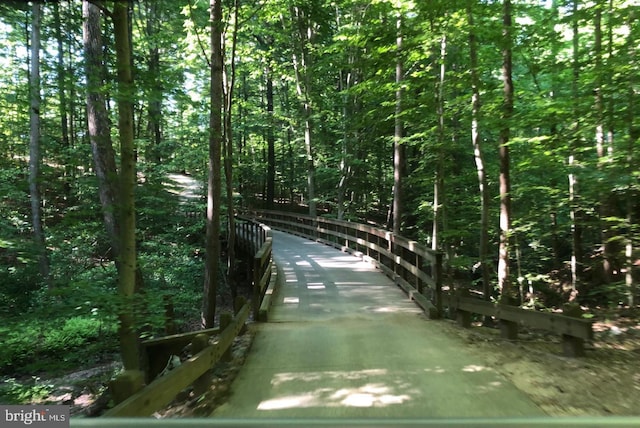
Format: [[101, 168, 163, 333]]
[[212, 230, 543, 419]]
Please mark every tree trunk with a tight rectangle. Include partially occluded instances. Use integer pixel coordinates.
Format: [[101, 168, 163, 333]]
[[53, 1, 71, 196], [291, 6, 316, 217], [468, 1, 491, 301], [392, 13, 404, 235], [202, 0, 224, 328], [594, 2, 614, 283], [29, 1, 51, 286], [224, 0, 240, 300], [498, 0, 515, 304], [113, 0, 140, 371], [432, 33, 446, 251], [266, 65, 276, 209], [145, 0, 162, 165], [569, 0, 583, 293], [83, 0, 121, 258], [625, 9, 637, 306]]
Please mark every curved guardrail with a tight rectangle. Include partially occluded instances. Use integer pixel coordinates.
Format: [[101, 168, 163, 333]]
[[246, 210, 593, 357], [245, 210, 444, 319]]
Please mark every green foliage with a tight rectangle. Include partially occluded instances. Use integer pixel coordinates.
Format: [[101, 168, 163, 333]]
[[0, 314, 117, 375], [0, 377, 55, 404]]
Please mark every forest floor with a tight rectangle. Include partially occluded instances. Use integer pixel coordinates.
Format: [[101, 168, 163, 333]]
[[31, 307, 638, 418]]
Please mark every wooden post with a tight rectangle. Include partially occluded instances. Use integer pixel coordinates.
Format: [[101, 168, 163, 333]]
[[235, 296, 247, 335], [562, 334, 585, 357], [109, 370, 144, 404], [562, 303, 586, 357], [457, 310, 472, 328], [220, 312, 233, 362], [433, 252, 443, 319], [253, 254, 260, 320], [191, 333, 211, 396], [500, 320, 519, 340]]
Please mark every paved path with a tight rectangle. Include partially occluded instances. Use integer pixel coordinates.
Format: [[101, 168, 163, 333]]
[[212, 231, 544, 419]]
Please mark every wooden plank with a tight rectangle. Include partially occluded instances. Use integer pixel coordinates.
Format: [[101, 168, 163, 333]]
[[103, 303, 250, 417], [258, 263, 280, 322], [495, 304, 593, 340], [446, 295, 593, 341], [142, 327, 220, 349]]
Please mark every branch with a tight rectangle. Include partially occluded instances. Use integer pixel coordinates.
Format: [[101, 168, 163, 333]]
[[187, 0, 211, 69]]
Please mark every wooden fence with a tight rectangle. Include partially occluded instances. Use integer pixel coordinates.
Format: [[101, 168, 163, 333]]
[[103, 217, 275, 417], [247, 210, 594, 357], [235, 215, 277, 321], [245, 210, 444, 319]]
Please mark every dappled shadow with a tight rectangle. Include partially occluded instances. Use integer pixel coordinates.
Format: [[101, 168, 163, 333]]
[[253, 365, 508, 413]]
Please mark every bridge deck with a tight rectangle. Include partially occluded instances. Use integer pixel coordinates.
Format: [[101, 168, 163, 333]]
[[211, 231, 543, 418]]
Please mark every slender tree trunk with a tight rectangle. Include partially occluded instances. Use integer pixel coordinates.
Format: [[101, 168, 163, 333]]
[[468, 1, 491, 300], [291, 6, 316, 217], [202, 0, 224, 328], [392, 13, 404, 235], [53, 1, 71, 196], [29, 2, 51, 286], [625, 9, 637, 306], [498, 0, 515, 304], [432, 34, 446, 251], [594, 2, 614, 283], [145, 0, 162, 165], [569, 0, 583, 293], [266, 66, 276, 209], [113, 0, 140, 371], [224, 0, 239, 300], [83, 0, 120, 258], [337, 70, 351, 221]]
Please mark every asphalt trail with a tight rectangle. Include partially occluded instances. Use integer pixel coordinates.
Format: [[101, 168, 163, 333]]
[[211, 230, 544, 419]]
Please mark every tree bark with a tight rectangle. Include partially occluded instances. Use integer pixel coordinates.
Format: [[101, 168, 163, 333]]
[[498, 0, 515, 303], [392, 12, 404, 235], [290, 5, 317, 217], [432, 33, 446, 251], [53, 1, 71, 195], [145, 0, 162, 165], [29, 1, 51, 286], [113, 0, 140, 371], [468, 1, 491, 301], [569, 0, 583, 292], [202, 0, 224, 328], [266, 65, 276, 209], [83, 0, 120, 258], [625, 9, 637, 306], [224, 0, 239, 300], [594, 2, 614, 283]]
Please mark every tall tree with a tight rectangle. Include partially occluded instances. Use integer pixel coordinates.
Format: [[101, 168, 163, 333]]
[[290, 3, 317, 217], [202, 0, 224, 328], [113, 0, 140, 370], [468, 0, 491, 301], [568, 0, 583, 293], [83, 0, 120, 259], [497, 0, 514, 303], [392, 9, 404, 235], [28, 1, 50, 285]]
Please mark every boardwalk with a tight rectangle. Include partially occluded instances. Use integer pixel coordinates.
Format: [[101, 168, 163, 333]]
[[212, 230, 543, 419]]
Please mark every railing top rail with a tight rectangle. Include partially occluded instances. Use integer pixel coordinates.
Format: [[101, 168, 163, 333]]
[[250, 209, 442, 259], [237, 214, 272, 238]]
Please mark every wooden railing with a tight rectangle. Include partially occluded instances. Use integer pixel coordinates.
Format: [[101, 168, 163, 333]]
[[103, 217, 275, 417], [245, 210, 444, 319], [235, 216, 276, 321], [104, 302, 249, 417], [442, 292, 594, 357], [247, 210, 594, 358]]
